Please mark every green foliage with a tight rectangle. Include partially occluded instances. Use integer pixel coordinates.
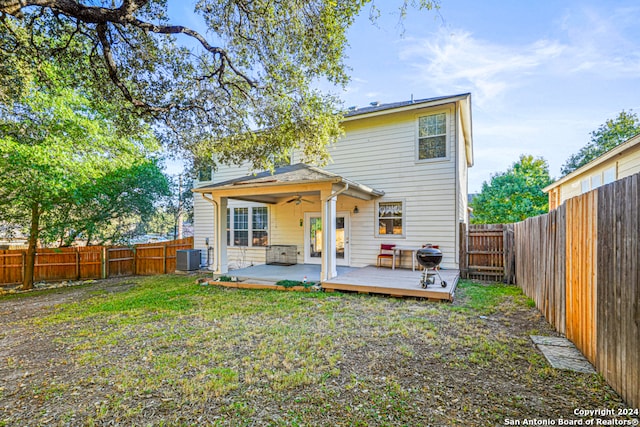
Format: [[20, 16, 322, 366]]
[[561, 110, 640, 176], [470, 155, 553, 224], [275, 280, 315, 288], [0, 0, 439, 171], [0, 81, 170, 246], [0, 76, 169, 287], [455, 281, 533, 315]]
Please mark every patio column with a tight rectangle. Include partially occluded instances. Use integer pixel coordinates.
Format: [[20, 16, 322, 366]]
[[321, 189, 337, 281], [214, 196, 228, 274]]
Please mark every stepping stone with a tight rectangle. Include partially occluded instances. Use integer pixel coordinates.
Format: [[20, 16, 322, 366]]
[[530, 335, 596, 374]]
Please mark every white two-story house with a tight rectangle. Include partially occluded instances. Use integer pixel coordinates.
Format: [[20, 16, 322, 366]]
[[193, 93, 473, 282]]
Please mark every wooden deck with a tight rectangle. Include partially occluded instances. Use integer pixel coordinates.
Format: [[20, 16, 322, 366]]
[[323, 266, 459, 301], [222, 264, 459, 301]]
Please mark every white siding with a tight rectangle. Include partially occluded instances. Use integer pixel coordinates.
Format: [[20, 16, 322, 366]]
[[193, 194, 215, 268], [194, 101, 468, 270], [319, 104, 460, 268]]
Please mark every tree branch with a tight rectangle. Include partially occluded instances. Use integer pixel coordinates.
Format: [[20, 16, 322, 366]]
[[1, 0, 257, 109]]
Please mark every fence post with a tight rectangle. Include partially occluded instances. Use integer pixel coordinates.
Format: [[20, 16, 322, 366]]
[[21, 251, 26, 284], [459, 222, 468, 279], [133, 246, 137, 276], [503, 224, 516, 284], [75, 248, 80, 280], [102, 247, 107, 279], [163, 244, 167, 274]]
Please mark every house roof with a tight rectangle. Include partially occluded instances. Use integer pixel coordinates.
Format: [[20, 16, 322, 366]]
[[194, 163, 385, 203], [344, 93, 468, 117], [343, 93, 474, 167], [543, 133, 640, 192]]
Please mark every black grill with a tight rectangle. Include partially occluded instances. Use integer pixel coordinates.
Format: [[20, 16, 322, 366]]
[[416, 246, 447, 288], [416, 247, 443, 269]]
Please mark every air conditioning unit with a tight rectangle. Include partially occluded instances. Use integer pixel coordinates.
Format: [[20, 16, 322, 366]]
[[176, 249, 201, 271]]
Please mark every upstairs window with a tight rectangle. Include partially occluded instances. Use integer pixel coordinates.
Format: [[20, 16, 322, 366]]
[[418, 113, 447, 160]]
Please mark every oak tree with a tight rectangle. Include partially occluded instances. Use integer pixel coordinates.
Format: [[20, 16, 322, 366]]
[[0, 75, 169, 289], [0, 0, 439, 170]]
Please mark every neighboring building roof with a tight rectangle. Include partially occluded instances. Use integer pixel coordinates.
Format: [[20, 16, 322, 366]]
[[543, 133, 640, 193], [194, 163, 385, 202], [343, 93, 474, 168]]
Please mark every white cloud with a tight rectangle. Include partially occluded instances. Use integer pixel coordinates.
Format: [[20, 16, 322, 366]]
[[398, 29, 566, 107], [559, 6, 640, 76]]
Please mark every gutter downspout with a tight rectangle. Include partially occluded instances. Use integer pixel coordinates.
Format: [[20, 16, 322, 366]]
[[201, 193, 217, 271], [323, 182, 349, 201]]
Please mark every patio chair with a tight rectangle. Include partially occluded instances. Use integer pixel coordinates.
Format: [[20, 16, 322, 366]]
[[377, 244, 396, 268]]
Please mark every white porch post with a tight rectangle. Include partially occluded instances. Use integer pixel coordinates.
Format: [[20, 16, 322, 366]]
[[321, 190, 337, 281], [214, 196, 228, 274]]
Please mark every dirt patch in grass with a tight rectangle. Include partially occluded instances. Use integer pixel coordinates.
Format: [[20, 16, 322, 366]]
[[0, 276, 632, 426]]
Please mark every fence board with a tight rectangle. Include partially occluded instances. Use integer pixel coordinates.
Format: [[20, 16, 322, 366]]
[[513, 174, 638, 408], [466, 224, 508, 282], [596, 174, 639, 408], [0, 237, 194, 285], [564, 191, 597, 365], [459, 222, 468, 279], [0, 251, 24, 285], [514, 205, 566, 334]]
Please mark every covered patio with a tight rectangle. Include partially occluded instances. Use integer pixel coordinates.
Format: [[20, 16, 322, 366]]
[[221, 264, 460, 301], [194, 164, 385, 282]]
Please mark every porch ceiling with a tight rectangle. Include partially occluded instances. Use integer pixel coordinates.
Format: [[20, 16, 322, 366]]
[[194, 163, 385, 203]]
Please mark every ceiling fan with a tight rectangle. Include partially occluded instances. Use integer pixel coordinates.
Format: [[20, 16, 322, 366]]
[[283, 195, 314, 205]]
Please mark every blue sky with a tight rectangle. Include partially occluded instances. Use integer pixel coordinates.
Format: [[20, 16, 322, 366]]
[[340, 0, 640, 192], [168, 1, 640, 192]]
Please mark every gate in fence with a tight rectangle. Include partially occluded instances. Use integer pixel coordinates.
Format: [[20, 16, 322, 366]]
[[459, 223, 515, 283]]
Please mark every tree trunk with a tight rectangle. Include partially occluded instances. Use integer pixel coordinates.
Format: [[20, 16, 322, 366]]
[[22, 203, 40, 290]]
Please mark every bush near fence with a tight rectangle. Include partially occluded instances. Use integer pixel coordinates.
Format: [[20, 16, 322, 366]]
[[0, 237, 194, 285]]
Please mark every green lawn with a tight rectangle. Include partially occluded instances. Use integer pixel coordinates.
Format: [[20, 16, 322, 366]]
[[0, 275, 627, 426]]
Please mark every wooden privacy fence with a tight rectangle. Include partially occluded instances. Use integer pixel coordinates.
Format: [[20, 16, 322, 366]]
[[460, 223, 515, 283], [515, 173, 639, 409], [0, 237, 194, 285]]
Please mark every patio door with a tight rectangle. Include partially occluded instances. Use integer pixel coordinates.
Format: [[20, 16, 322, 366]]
[[304, 212, 350, 265]]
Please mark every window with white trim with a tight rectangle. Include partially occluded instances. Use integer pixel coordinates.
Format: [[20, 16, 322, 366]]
[[252, 207, 268, 246], [581, 178, 590, 194], [226, 207, 269, 247], [603, 166, 616, 185], [418, 113, 447, 160], [377, 201, 404, 236], [233, 207, 249, 246]]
